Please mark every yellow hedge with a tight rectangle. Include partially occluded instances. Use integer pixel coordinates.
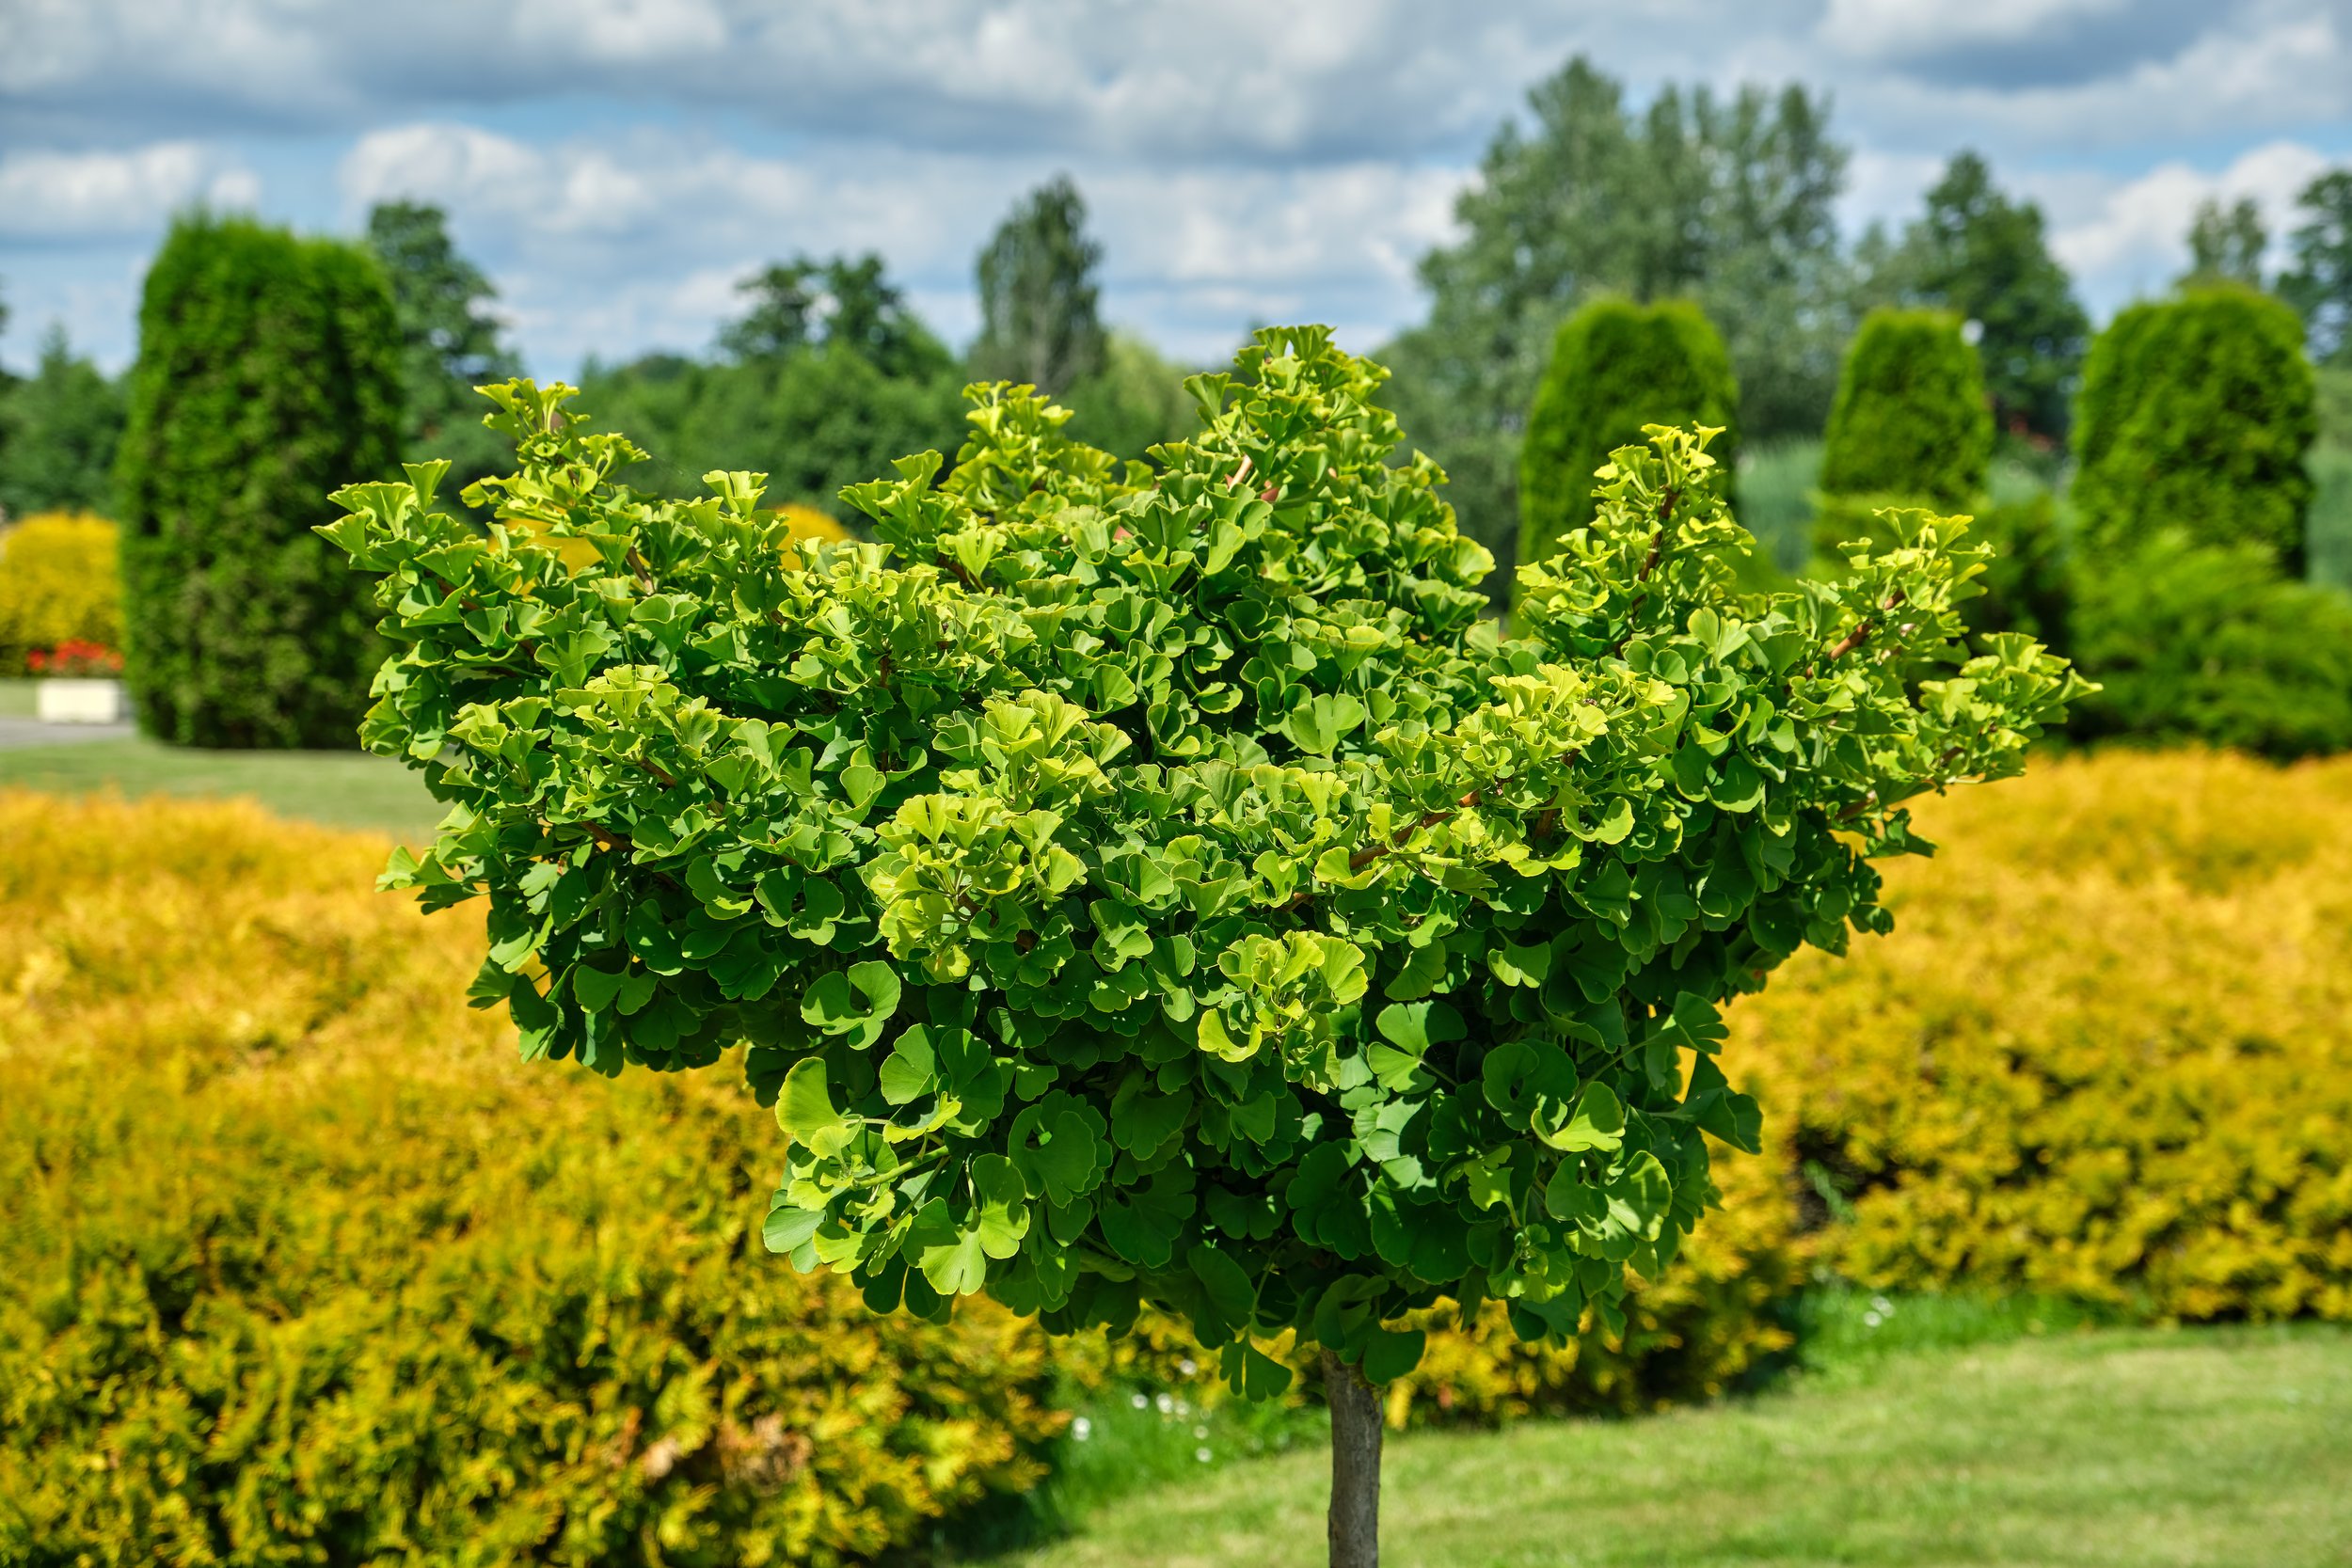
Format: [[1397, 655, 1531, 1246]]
[[1728, 749, 2352, 1322], [0, 511, 121, 675], [0, 794, 1059, 1566]]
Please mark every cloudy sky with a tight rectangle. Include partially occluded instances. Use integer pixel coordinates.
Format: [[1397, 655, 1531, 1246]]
[[4, 0, 2349, 378]]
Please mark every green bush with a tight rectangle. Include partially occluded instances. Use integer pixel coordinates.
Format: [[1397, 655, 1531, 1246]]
[[115, 214, 403, 748], [1820, 309, 1992, 507], [1517, 297, 1739, 578], [2072, 287, 2316, 571], [1734, 439, 1821, 578], [2067, 532, 2352, 757]]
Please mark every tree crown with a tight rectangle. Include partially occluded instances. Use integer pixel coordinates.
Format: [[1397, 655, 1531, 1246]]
[[324, 326, 2079, 1392]]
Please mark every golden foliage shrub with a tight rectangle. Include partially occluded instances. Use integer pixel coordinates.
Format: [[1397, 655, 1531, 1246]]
[[1728, 749, 2352, 1322], [0, 794, 1060, 1566], [0, 511, 121, 675]]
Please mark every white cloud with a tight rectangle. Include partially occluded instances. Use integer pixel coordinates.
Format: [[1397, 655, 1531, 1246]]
[[331, 121, 1465, 368], [0, 142, 257, 240], [2043, 139, 2334, 309]]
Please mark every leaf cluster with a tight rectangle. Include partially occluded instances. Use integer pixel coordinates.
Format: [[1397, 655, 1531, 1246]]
[[323, 325, 2079, 1392]]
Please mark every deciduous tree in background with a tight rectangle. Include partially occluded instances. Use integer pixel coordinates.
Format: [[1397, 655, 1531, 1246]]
[[1382, 56, 1848, 598], [0, 325, 123, 520], [117, 213, 403, 748], [2183, 196, 2268, 289], [971, 175, 1108, 394], [581, 252, 967, 515], [367, 201, 521, 509], [1517, 297, 1740, 578], [2280, 168, 2352, 368], [1854, 152, 2088, 440], [325, 326, 2078, 1564]]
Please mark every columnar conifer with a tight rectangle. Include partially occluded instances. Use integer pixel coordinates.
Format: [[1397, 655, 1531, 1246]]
[[2072, 286, 2317, 571], [117, 213, 402, 746], [1517, 298, 1739, 580]]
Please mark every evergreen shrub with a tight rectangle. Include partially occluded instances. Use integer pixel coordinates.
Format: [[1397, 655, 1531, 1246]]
[[0, 793, 1063, 1564], [115, 214, 403, 748], [1517, 298, 1739, 578], [2067, 533, 2352, 758], [0, 511, 120, 675], [1819, 308, 1992, 509], [1730, 750, 2352, 1321], [2072, 287, 2317, 570]]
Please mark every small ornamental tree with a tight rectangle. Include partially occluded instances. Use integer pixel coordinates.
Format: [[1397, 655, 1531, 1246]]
[[1820, 308, 1992, 509], [324, 327, 2077, 1565], [2072, 287, 2317, 573], [1518, 297, 1739, 581]]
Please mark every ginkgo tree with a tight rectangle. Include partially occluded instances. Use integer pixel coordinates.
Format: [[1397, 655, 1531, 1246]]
[[324, 326, 2080, 1567]]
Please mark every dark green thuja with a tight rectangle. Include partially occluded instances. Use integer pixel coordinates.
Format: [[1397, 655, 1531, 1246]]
[[1518, 297, 1739, 578], [1820, 307, 1993, 509], [119, 213, 403, 747], [2072, 286, 2317, 572], [323, 327, 2079, 1564]]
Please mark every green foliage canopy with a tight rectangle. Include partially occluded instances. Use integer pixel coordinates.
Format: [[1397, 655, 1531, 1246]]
[[1820, 308, 1993, 507], [118, 213, 403, 747], [971, 175, 1108, 395], [0, 325, 123, 519], [2183, 197, 2267, 289], [1855, 152, 2087, 438], [2072, 286, 2316, 571], [324, 326, 2078, 1393], [580, 253, 964, 515], [367, 200, 521, 510], [2280, 168, 2352, 368], [2070, 532, 2352, 758], [1383, 56, 1849, 595], [1518, 298, 1739, 575]]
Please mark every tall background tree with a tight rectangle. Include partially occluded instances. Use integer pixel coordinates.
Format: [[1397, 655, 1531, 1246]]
[[2280, 168, 2352, 367], [582, 251, 966, 516], [1854, 152, 2088, 441], [0, 325, 124, 519], [970, 175, 1109, 394], [2183, 196, 2268, 288], [115, 213, 403, 747], [1381, 57, 1848, 597], [366, 201, 521, 506]]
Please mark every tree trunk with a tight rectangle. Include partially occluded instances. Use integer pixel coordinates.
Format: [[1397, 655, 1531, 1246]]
[[1323, 1349, 1383, 1568]]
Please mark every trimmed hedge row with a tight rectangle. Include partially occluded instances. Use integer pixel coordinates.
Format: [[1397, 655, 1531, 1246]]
[[0, 795, 1059, 1567], [1727, 749, 2352, 1322]]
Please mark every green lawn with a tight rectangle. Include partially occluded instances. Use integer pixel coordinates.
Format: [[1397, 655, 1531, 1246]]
[[0, 736, 440, 840], [1000, 1324, 2352, 1568]]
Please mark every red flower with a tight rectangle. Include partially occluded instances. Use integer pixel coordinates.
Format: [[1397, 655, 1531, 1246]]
[[29, 640, 124, 678]]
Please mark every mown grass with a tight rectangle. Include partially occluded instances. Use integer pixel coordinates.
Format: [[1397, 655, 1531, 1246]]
[[996, 1322, 2352, 1567], [0, 736, 438, 839]]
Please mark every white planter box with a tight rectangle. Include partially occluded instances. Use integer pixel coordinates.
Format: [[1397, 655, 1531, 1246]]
[[37, 677, 127, 724]]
